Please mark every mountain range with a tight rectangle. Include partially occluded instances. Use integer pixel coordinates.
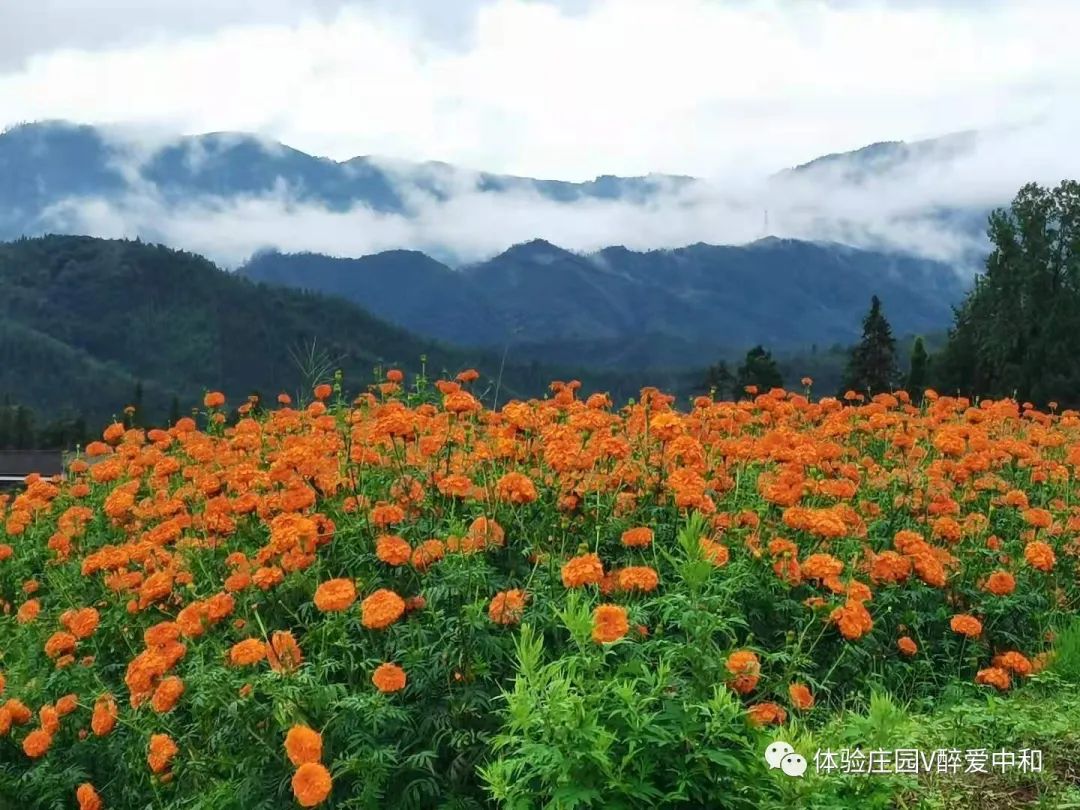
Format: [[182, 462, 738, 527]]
[[0, 121, 986, 391], [239, 237, 969, 368]]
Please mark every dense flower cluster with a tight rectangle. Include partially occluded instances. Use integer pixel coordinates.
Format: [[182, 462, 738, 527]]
[[0, 379, 1077, 805]]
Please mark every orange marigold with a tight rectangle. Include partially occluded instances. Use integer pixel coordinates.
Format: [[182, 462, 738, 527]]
[[985, 570, 1016, 596], [292, 762, 333, 807], [313, 578, 357, 612], [228, 639, 267, 666], [950, 614, 983, 638], [726, 650, 761, 695], [375, 535, 412, 566], [76, 783, 102, 810], [488, 589, 528, 625], [788, 682, 815, 711], [1024, 541, 1056, 572], [830, 599, 873, 641], [91, 695, 117, 737], [372, 663, 407, 693], [897, 636, 918, 656], [975, 666, 1011, 691], [284, 725, 323, 766], [23, 728, 52, 758], [746, 702, 788, 727], [620, 527, 653, 548], [616, 566, 660, 593], [147, 733, 178, 773], [151, 676, 185, 713], [268, 631, 303, 673], [561, 553, 604, 588], [361, 589, 406, 630], [591, 604, 629, 643]]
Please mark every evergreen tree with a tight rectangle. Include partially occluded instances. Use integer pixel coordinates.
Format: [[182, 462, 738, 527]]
[[701, 361, 735, 399], [906, 336, 930, 404], [842, 295, 898, 396], [132, 380, 144, 426], [12, 405, 34, 449], [937, 180, 1080, 405], [169, 395, 181, 427], [735, 345, 783, 394]]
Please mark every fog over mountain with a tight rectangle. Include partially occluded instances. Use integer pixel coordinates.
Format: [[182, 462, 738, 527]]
[[0, 119, 1058, 269]]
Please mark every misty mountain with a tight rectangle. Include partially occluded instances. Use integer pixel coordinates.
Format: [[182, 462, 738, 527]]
[[0, 121, 995, 267], [239, 237, 970, 369], [0, 121, 693, 242]]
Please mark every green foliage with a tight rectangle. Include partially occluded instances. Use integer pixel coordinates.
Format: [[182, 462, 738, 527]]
[[736, 345, 783, 394], [905, 336, 930, 404], [937, 180, 1080, 406], [841, 295, 898, 397]]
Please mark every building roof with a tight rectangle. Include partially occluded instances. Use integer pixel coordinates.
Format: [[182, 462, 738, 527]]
[[0, 450, 65, 477]]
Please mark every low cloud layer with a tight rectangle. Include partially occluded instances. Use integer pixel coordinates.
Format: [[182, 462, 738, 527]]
[[32, 108, 1078, 271]]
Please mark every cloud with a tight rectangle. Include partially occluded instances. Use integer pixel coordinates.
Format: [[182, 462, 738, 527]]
[[39, 110, 1079, 272], [1, 0, 1077, 180]]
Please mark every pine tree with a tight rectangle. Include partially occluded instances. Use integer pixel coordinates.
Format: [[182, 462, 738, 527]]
[[12, 405, 35, 450], [906, 336, 930, 404], [701, 361, 735, 399], [842, 295, 898, 396], [735, 345, 783, 395], [169, 395, 182, 427]]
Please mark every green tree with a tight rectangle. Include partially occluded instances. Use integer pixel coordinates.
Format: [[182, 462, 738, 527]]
[[937, 180, 1080, 405], [700, 361, 735, 399], [735, 345, 783, 394], [905, 336, 930, 404], [12, 405, 35, 449], [169, 395, 181, 427], [842, 295, 898, 396]]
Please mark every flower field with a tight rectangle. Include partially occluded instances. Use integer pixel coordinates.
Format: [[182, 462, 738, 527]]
[[2, 374, 1079, 808]]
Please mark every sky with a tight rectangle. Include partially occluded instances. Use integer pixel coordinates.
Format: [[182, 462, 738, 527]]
[[1, 0, 1077, 265], [2, 0, 1077, 180]]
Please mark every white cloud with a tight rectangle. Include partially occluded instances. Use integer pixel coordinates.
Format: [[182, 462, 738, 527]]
[[0, 0, 1076, 181]]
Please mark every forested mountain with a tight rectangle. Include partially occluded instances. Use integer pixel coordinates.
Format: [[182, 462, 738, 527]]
[[240, 237, 969, 368], [0, 235, 671, 428]]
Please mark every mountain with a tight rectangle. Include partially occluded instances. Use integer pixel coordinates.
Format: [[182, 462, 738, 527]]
[[240, 237, 970, 368], [0, 235, 669, 427], [0, 121, 694, 245]]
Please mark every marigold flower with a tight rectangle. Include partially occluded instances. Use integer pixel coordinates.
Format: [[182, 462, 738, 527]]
[[975, 666, 1011, 690], [228, 639, 267, 666], [313, 578, 357, 612], [561, 553, 604, 588], [151, 676, 185, 713], [494, 471, 538, 504], [620, 527, 653, 548], [292, 762, 333, 807], [949, 614, 983, 638], [592, 604, 629, 643], [616, 566, 660, 593], [76, 783, 102, 810], [992, 651, 1033, 677], [56, 694, 79, 716], [985, 570, 1016, 596], [203, 391, 226, 409], [788, 682, 815, 711], [268, 631, 303, 673], [1024, 541, 1056, 571], [830, 599, 873, 641], [697, 536, 730, 567], [91, 695, 117, 736], [746, 702, 787, 727], [285, 725, 323, 766], [489, 589, 527, 625], [147, 733, 178, 773], [897, 636, 918, 656], [376, 534, 412, 566], [361, 589, 406, 630], [22, 728, 52, 758], [726, 650, 761, 694], [372, 663, 407, 693]]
